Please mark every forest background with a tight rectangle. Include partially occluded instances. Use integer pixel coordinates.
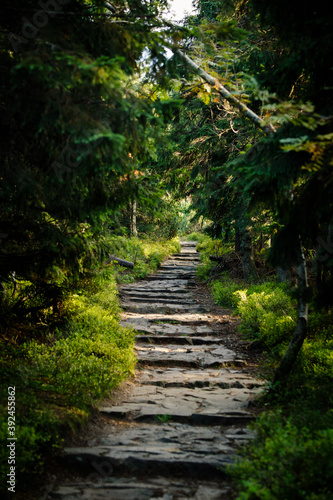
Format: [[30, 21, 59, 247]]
[[0, 0, 333, 498]]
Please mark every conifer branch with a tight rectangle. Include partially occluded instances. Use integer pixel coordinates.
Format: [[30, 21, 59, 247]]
[[174, 48, 276, 135]]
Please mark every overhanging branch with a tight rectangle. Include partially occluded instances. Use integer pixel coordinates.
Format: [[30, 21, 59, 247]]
[[174, 48, 276, 135]]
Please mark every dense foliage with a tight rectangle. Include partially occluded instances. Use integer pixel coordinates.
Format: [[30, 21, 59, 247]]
[[0, 0, 178, 297]]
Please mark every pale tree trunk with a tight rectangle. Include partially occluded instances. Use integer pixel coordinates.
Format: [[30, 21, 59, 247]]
[[130, 200, 138, 237], [272, 237, 308, 388]]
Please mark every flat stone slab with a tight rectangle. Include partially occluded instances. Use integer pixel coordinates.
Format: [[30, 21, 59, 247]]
[[60, 424, 252, 478], [120, 290, 194, 298], [120, 314, 222, 336], [121, 297, 197, 305], [160, 264, 198, 270], [144, 275, 196, 281], [135, 335, 225, 345], [100, 385, 259, 423], [49, 477, 233, 499], [179, 240, 198, 246], [137, 367, 265, 389], [121, 312, 225, 323], [120, 286, 190, 294], [170, 255, 201, 260], [122, 321, 215, 336], [134, 342, 239, 367], [122, 303, 206, 314], [121, 279, 190, 289]]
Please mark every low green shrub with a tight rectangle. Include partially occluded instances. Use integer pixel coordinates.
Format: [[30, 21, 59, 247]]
[[183, 231, 208, 244], [211, 279, 244, 307], [210, 280, 296, 346], [230, 411, 333, 500], [196, 260, 215, 281], [234, 283, 296, 347]]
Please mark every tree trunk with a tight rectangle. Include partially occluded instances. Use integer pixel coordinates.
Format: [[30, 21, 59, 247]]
[[235, 227, 241, 252], [131, 200, 138, 237], [272, 237, 308, 388], [239, 224, 256, 281], [107, 255, 134, 269], [277, 266, 291, 283]]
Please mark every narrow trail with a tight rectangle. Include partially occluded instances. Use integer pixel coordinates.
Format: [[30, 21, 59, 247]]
[[47, 241, 265, 499]]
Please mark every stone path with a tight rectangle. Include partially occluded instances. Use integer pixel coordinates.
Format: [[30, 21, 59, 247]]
[[47, 241, 264, 499]]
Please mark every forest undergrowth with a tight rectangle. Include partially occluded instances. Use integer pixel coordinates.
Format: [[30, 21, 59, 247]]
[[0, 236, 180, 493], [189, 232, 333, 500]]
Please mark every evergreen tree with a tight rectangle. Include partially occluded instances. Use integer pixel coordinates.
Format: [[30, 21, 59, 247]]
[[0, 0, 171, 301]]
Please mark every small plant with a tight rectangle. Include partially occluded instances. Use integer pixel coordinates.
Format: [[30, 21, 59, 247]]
[[155, 414, 171, 423]]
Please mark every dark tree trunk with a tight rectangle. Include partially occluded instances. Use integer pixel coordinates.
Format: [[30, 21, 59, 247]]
[[239, 224, 256, 281], [277, 266, 291, 283], [108, 255, 134, 269], [235, 228, 241, 252], [272, 238, 308, 388]]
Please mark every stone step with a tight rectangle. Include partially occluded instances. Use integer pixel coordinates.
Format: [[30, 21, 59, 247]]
[[125, 326, 215, 336], [169, 255, 201, 260], [179, 241, 198, 246], [135, 335, 223, 345], [150, 272, 197, 278], [156, 264, 197, 275], [121, 297, 197, 305], [135, 342, 240, 368], [160, 259, 198, 269], [172, 251, 201, 255], [49, 477, 233, 500], [120, 313, 222, 335], [120, 320, 215, 337], [137, 367, 265, 390], [145, 274, 196, 281], [120, 290, 193, 297], [120, 285, 189, 293], [165, 256, 199, 260], [122, 303, 205, 314], [100, 385, 257, 424], [59, 423, 250, 480]]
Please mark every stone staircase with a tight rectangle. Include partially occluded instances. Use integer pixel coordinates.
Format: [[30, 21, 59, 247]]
[[47, 241, 264, 499]]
